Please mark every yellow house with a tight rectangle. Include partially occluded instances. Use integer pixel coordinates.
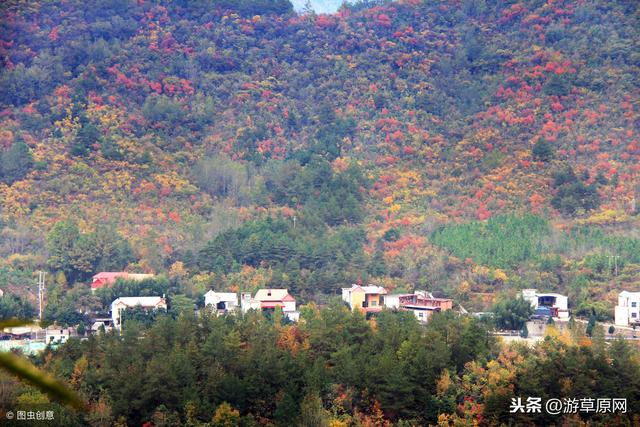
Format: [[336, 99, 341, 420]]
[[341, 285, 387, 313]]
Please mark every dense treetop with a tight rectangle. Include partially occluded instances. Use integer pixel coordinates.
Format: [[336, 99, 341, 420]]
[[5, 303, 640, 426]]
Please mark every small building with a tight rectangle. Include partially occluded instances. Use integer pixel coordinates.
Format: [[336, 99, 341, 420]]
[[522, 289, 569, 319], [342, 284, 387, 313], [241, 289, 299, 322], [45, 327, 76, 344], [614, 291, 640, 326], [204, 291, 239, 314], [90, 318, 114, 334], [3, 324, 44, 340], [385, 291, 453, 323], [111, 296, 167, 330], [91, 272, 154, 292]]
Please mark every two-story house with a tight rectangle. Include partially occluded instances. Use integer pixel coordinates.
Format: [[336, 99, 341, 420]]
[[204, 291, 239, 314], [615, 291, 640, 326], [342, 284, 387, 313], [240, 289, 299, 321], [385, 290, 453, 323], [111, 296, 167, 330], [522, 289, 569, 319]]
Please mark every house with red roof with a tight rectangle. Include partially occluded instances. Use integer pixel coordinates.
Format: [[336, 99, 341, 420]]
[[91, 272, 154, 292], [240, 289, 299, 321]]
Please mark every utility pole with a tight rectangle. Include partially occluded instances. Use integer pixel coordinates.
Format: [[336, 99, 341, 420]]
[[37, 271, 46, 321]]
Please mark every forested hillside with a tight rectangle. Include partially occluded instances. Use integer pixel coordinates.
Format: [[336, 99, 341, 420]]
[[1, 0, 640, 425], [1, 0, 639, 315], [5, 306, 639, 426]]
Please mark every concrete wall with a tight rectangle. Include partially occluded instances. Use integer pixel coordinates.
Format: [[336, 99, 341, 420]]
[[283, 300, 296, 313], [350, 289, 365, 310], [342, 288, 352, 304], [384, 295, 400, 309], [411, 309, 433, 323], [615, 306, 629, 326], [554, 295, 568, 311]]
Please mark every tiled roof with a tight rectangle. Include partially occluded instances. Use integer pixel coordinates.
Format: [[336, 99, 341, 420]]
[[93, 272, 128, 280], [253, 289, 294, 302], [111, 296, 166, 308]]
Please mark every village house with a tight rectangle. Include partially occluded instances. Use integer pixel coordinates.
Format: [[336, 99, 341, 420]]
[[111, 296, 167, 330], [241, 289, 299, 322], [341, 284, 387, 313], [204, 291, 239, 314], [385, 291, 453, 323], [522, 289, 569, 319], [91, 272, 155, 292], [90, 318, 114, 334], [614, 291, 640, 326], [45, 326, 76, 344], [2, 324, 42, 340]]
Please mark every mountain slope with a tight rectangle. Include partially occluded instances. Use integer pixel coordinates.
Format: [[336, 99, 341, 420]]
[[0, 0, 638, 313]]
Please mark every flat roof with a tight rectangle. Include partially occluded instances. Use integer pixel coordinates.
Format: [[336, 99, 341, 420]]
[[342, 285, 387, 294], [204, 291, 238, 301], [620, 291, 640, 297]]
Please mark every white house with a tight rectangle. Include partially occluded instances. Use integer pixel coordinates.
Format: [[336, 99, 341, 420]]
[[90, 317, 113, 334], [614, 291, 640, 326], [241, 289, 299, 322], [45, 327, 75, 344], [204, 291, 239, 314], [522, 289, 569, 319], [111, 296, 167, 330]]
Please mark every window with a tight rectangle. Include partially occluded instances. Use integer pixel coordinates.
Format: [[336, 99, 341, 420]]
[[632, 313, 637, 318], [370, 300, 377, 307], [633, 302, 637, 308]]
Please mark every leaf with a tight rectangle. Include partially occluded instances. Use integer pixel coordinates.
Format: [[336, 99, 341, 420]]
[[0, 352, 86, 411]]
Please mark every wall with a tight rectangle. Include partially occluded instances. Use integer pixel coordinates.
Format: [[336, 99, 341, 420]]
[[283, 300, 296, 312], [365, 293, 382, 308], [350, 290, 365, 310]]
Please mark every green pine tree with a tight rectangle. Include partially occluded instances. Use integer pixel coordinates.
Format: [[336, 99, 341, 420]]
[[1, 137, 34, 184]]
